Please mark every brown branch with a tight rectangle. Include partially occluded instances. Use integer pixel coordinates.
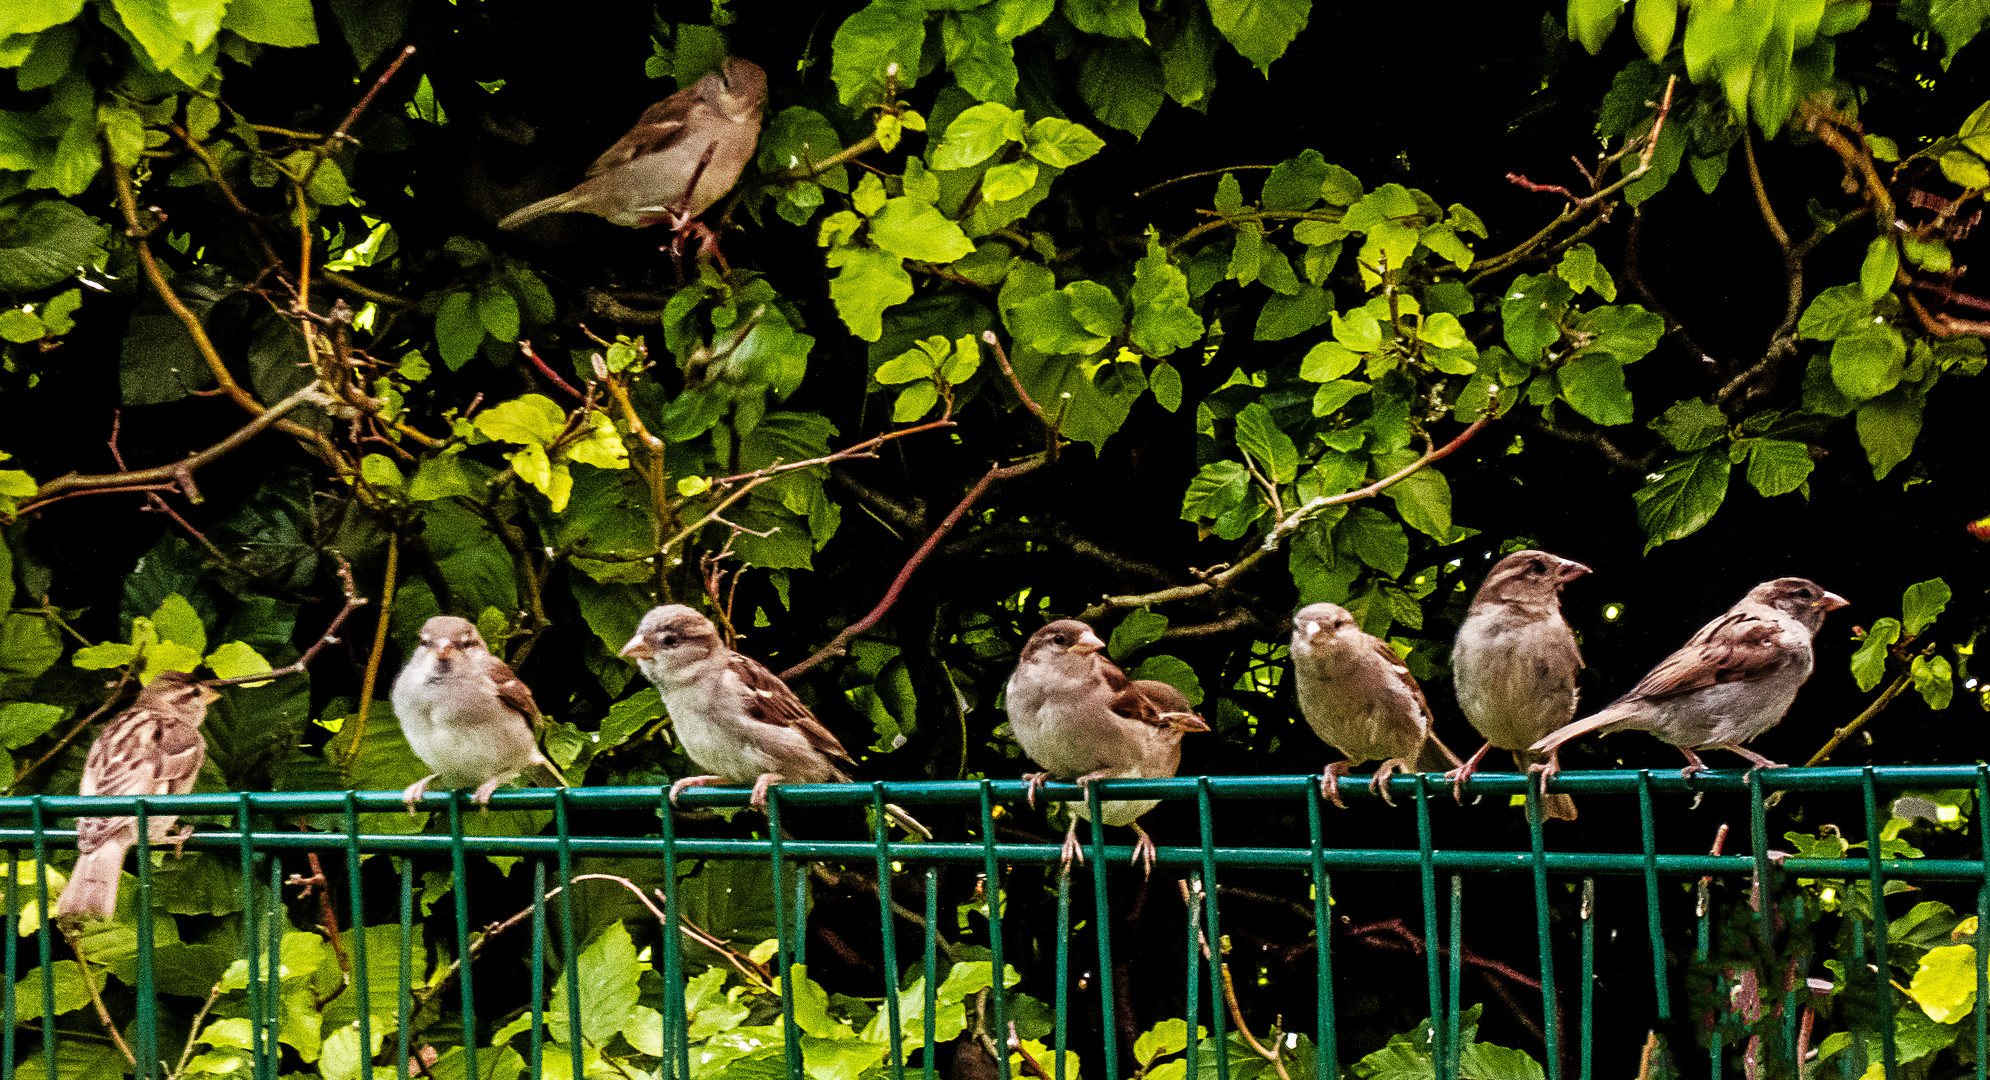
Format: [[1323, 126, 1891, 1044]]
[[781, 455, 1043, 679], [1080, 410, 1493, 620], [287, 853, 351, 975], [1803, 642, 1935, 767], [1740, 135, 1791, 251], [567, 874, 778, 993], [518, 340, 583, 400], [205, 553, 367, 687], [767, 133, 882, 186], [1133, 164, 1276, 201], [343, 534, 397, 770], [9, 668, 135, 795], [1007, 1022, 1054, 1080], [1178, 879, 1291, 1080], [19, 382, 328, 514], [171, 979, 229, 1078], [65, 928, 139, 1067], [302, 46, 415, 190]]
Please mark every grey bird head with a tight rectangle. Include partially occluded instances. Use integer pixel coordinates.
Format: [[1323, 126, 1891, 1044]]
[[704, 58, 767, 123], [621, 605, 725, 676], [1019, 619, 1106, 671], [416, 616, 488, 672], [140, 670, 221, 713], [1291, 603, 1358, 649], [1746, 578, 1849, 633], [1471, 549, 1590, 612]]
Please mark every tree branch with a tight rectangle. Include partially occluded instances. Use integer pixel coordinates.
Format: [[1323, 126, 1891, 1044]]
[[205, 553, 367, 687]]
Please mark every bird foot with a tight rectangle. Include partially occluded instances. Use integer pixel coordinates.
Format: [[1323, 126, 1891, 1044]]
[[748, 772, 785, 809], [1370, 759, 1408, 807], [164, 825, 195, 858], [1525, 758, 1561, 800], [471, 773, 518, 811], [1022, 772, 1051, 810], [1319, 762, 1351, 809], [401, 775, 438, 819], [1059, 819, 1087, 875], [1446, 743, 1494, 805], [1718, 743, 1786, 776], [1129, 825, 1157, 878], [668, 775, 726, 808], [1678, 747, 1710, 780]]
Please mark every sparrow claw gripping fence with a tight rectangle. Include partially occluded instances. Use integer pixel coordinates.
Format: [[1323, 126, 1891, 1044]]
[[1, 765, 1985, 1080]]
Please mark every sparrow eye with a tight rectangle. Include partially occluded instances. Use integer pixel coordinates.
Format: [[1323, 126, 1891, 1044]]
[[1530, 559, 1546, 574], [660, 632, 678, 648], [1052, 634, 1068, 646]]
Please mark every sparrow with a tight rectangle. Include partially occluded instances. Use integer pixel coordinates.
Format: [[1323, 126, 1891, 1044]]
[[390, 616, 567, 814], [497, 58, 767, 251], [1290, 604, 1461, 808], [1449, 550, 1590, 821], [1532, 578, 1848, 777], [620, 606, 930, 838], [1004, 620, 1211, 873], [57, 671, 217, 922]]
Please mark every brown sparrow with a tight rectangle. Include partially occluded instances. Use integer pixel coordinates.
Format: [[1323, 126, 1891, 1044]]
[[57, 671, 216, 921], [621, 606, 930, 838], [390, 616, 566, 813], [1533, 578, 1848, 777], [1449, 550, 1590, 820], [1004, 620, 1211, 872], [1291, 603, 1461, 808], [498, 58, 766, 246]]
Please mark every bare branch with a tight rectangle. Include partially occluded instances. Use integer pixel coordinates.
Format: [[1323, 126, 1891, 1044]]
[[205, 553, 367, 687]]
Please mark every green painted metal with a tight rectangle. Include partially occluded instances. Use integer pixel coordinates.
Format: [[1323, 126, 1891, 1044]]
[[3, 764, 1987, 1080]]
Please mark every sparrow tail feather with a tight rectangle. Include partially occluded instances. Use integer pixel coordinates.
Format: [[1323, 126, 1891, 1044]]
[[1510, 749, 1577, 822], [1531, 710, 1629, 757], [499, 193, 584, 230], [884, 803, 933, 841], [56, 842, 128, 921], [526, 762, 570, 789], [1417, 731, 1464, 773]]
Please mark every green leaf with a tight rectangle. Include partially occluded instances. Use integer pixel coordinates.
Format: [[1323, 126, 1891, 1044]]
[[1207, 0, 1312, 73], [941, 8, 1020, 105], [1381, 461, 1455, 542], [0, 0, 83, 38], [1632, 448, 1731, 553], [12, 960, 90, 1023], [1234, 403, 1298, 484], [1569, 0, 1622, 52], [220, 0, 318, 46], [1855, 388, 1922, 480], [205, 641, 272, 684], [854, 172, 887, 216], [1134, 1020, 1202, 1068], [473, 394, 565, 447], [109, 0, 190, 68], [1908, 943, 1976, 1022], [433, 292, 484, 371], [475, 288, 518, 343], [0, 703, 65, 749], [151, 593, 206, 654], [1312, 379, 1369, 417], [1262, 149, 1327, 212], [1254, 283, 1330, 341], [1078, 41, 1164, 137], [1797, 284, 1872, 341], [831, 0, 927, 108], [1830, 324, 1906, 402], [1556, 244, 1617, 300], [1150, 362, 1182, 411], [1632, 0, 1677, 58], [1902, 578, 1950, 637], [1181, 460, 1250, 522], [1500, 272, 1572, 362], [1911, 655, 1954, 712], [1339, 506, 1407, 575], [1650, 398, 1727, 451], [931, 102, 1020, 170], [1130, 232, 1203, 357], [408, 455, 475, 501], [1064, 0, 1146, 37], [1850, 617, 1900, 692], [1300, 341, 1361, 382], [1558, 355, 1634, 425], [1331, 308, 1382, 352], [1024, 116, 1106, 168], [893, 380, 940, 421], [828, 248, 914, 342], [564, 411, 628, 471], [1741, 439, 1813, 497], [982, 159, 1039, 201], [1860, 237, 1898, 300], [869, 197, 976, 262], [72, 642, 140, 670], [0, 199, 103, 293], [1108, 609, 1168, 662], [549, 921, 640, 1045], [1128, 654, 1204, 706]]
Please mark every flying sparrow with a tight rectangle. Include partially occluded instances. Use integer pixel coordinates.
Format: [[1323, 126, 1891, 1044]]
[[1532, 578, 1848, 777], [1290, 603, 1461, 808], [57, 671, 216, 922], [1450, 550, 1590, 820], [1004, 620, 1211, 873], [390, 616, 566, 814], [498, 57, 767, 257], [620, 605, 930, 838]]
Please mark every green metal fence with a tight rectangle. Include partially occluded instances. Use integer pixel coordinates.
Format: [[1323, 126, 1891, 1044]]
[[2, 765, 1985, 1080]]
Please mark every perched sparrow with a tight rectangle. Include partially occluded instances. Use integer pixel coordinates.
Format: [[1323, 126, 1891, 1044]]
[[1290, 604, 1461, 808], [57, 671, 216, 921], [1532, 578, 1848, 777], [1449, 550, 1590, 821], [621, 606, 930, 838], [390, 616, 566, 813], [1004, 620, 1211, 873], [498, 58, 766, 241]]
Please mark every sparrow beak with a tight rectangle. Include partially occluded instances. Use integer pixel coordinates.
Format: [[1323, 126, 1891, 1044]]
[[1163, 711, 1211, 733], [1301, 621, 1321, 638], [1067, 630, 1106, 656], [1556, 559, 1592, 583], [198, 686, 222, 706], [432, 641, 457, 662], [619, 637, 655, 660], [1819, 591, 1850, 612]]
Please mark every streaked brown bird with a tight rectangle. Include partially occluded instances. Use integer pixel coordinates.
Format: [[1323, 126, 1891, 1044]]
[[1290, 603, 1461, 808]]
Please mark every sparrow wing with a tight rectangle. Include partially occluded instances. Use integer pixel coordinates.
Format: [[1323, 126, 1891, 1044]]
[[584, 92, 708, 177], [77, 704, 206, 852], [1623, 608, 1793, 702], [482, 655, 545, 728], [1368, 636, 1436, 730], [728, 652, 857, 769]]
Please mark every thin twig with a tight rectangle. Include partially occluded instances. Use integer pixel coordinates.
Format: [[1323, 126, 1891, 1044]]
[[171, 979, 229, 1079], [518, 341, 583, 400], [568, 873, 779, 993], [66, 928, 139, 1067], [1178, 879, 1291, 1080], [1133, 164, 1275, 201], [343, 535, 397, 770], [1804, 643, 1934, 767], [205, 553, 367, 687], [9, 668, 135, 795]]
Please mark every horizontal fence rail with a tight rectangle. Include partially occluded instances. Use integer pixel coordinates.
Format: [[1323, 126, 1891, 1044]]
[[0, 765, 1982, 1080]]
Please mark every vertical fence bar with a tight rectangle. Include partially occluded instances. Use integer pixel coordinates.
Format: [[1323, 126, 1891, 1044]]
[[530, 860, 547, 1080], [1083, 783, 1118, 1080], [1843, 919, 1866, 1079], [342, 794, 373, 1076], [1415, 775, 1446, 1070], [29, 802, 51, 1080], [1196, 778, 1230, 1080], [555, 789, 583, 1080], [1183, 872, 1200, 1080], [977, 781, 1010, 1080], [133, 800, 158, 1080], [1635, 771, 1671, 1021], [1976, 766, 1990, 1080], [1053, 868, 1069, 1080], [1305, 788, 1336, 1080], [265, 856, 282, 1078], [1526, 782, 1561, 1080], [1694, 837, 1717, 1078], [447, 794, 477, 1079], [922, 867, 939, 1080], [3, 848, 14, 1080], [235, 793, 263, 1080], [397, 859, 413, 1080], [1578, 878, 1594, 1080], [1861, 768, 1898, 1078], [657, 788, 686, 1080], [765, 789, 803, 1080], [1447, 876, 1463, 1080], [872, 785, 906, 1080]]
